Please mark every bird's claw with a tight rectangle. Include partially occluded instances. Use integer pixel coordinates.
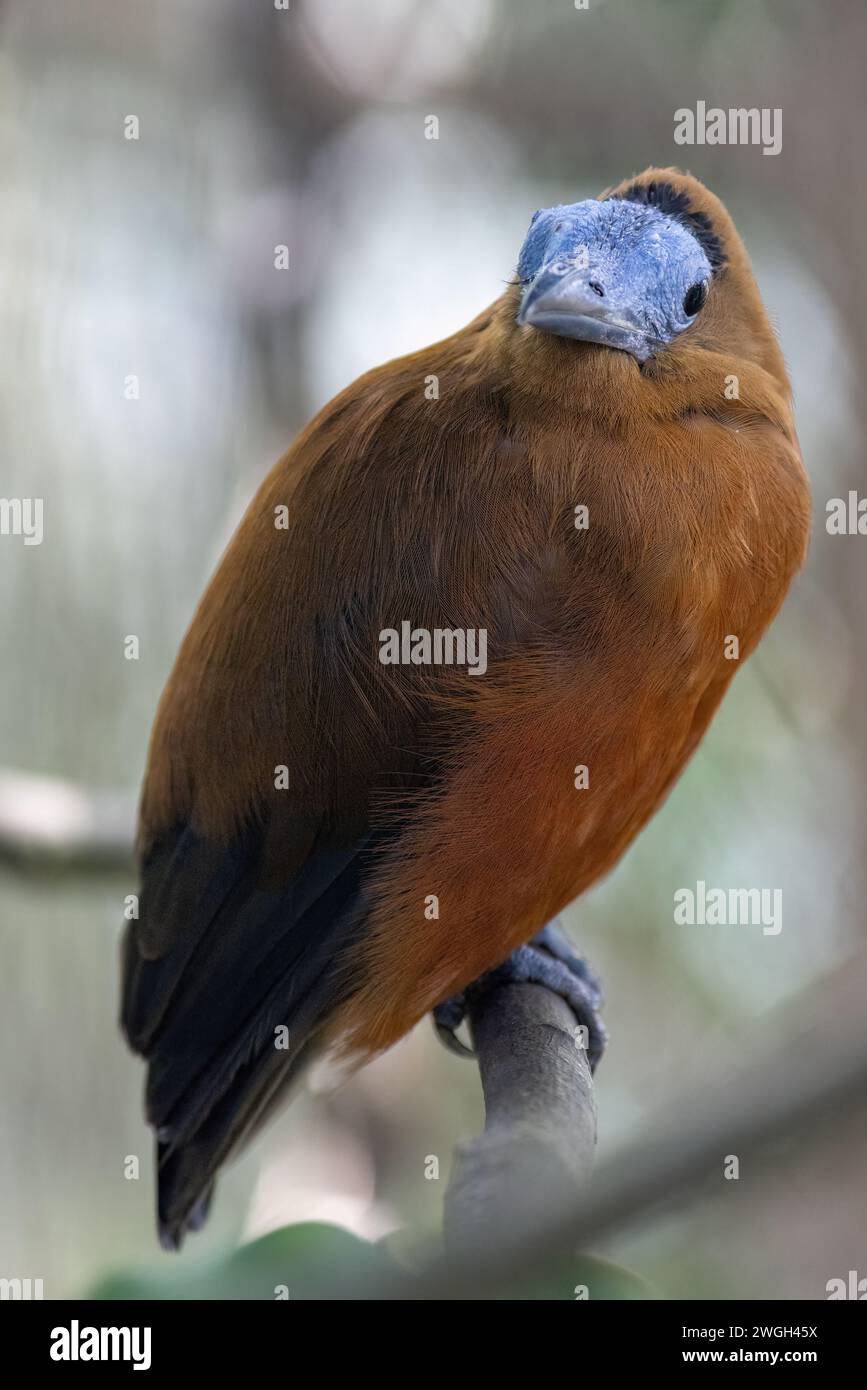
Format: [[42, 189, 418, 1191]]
[[433, 992, 475, 1057], [431, 919, 607, 1071]]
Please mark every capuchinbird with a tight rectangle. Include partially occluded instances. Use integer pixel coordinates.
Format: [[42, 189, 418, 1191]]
[[121, 168, 810, 1247]]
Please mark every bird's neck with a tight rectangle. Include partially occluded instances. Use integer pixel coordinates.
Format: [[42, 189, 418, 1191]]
[[483, 287, 793, 441]]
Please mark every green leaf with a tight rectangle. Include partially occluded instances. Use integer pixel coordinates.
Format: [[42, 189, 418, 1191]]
[[486, 1253, 656, 1301], [89, 1222, 405, 1301]]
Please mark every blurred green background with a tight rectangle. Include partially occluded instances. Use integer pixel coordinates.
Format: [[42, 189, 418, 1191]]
[[1, 0, 865, 1299]]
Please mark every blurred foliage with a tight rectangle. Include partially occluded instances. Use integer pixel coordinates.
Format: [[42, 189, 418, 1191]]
[[89, 1222, 652, 1301], [90, 1224, 401, 1302]]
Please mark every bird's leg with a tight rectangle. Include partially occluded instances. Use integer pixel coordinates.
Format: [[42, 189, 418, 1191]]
[[433, 918, 607, 1071]]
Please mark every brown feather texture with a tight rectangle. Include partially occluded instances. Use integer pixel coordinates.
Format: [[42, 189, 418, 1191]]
[[122, 168, 811, 1245]]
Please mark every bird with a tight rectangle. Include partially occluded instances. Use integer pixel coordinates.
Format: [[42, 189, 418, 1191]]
[[121, 167, 811, 1248]]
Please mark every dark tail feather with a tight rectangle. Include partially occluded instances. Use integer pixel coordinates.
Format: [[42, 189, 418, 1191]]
[[155, 1033, 315, 1250], [155, 994, 330, 1248], [159, 1170, 214, 1251], [128, 825, 386, 1249]]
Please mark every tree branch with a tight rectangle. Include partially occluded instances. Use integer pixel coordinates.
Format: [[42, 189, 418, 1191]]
[[0, 769, 134, 871], [444, 981, 596, 1262], [402, 957, 867, 1300]]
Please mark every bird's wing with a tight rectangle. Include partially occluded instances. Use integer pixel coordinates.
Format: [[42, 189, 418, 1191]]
[[120, 306, 545, 1243], [122, 814, 398, 1247]]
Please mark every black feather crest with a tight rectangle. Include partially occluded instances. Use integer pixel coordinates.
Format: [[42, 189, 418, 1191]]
[[612, 179, 727, 273]]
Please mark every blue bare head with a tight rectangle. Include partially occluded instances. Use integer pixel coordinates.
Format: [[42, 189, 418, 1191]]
[[516, 193, 718, 362]]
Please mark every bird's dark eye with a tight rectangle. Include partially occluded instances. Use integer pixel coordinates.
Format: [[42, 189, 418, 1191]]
[[683, 281, 709, 316]]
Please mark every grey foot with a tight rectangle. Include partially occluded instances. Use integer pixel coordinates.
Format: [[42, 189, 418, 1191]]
[[433, 919, 607, 1071]]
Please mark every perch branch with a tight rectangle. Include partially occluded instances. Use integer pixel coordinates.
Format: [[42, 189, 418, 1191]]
[[405, 958, 867, 1300], [444, 981, 596, 1263]]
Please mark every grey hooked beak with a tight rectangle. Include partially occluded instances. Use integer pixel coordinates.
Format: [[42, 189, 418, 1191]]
[[517, 265, 656, 362]]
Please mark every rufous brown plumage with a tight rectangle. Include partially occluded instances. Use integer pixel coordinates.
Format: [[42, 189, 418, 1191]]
[[121, 168, 810, 1247]]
